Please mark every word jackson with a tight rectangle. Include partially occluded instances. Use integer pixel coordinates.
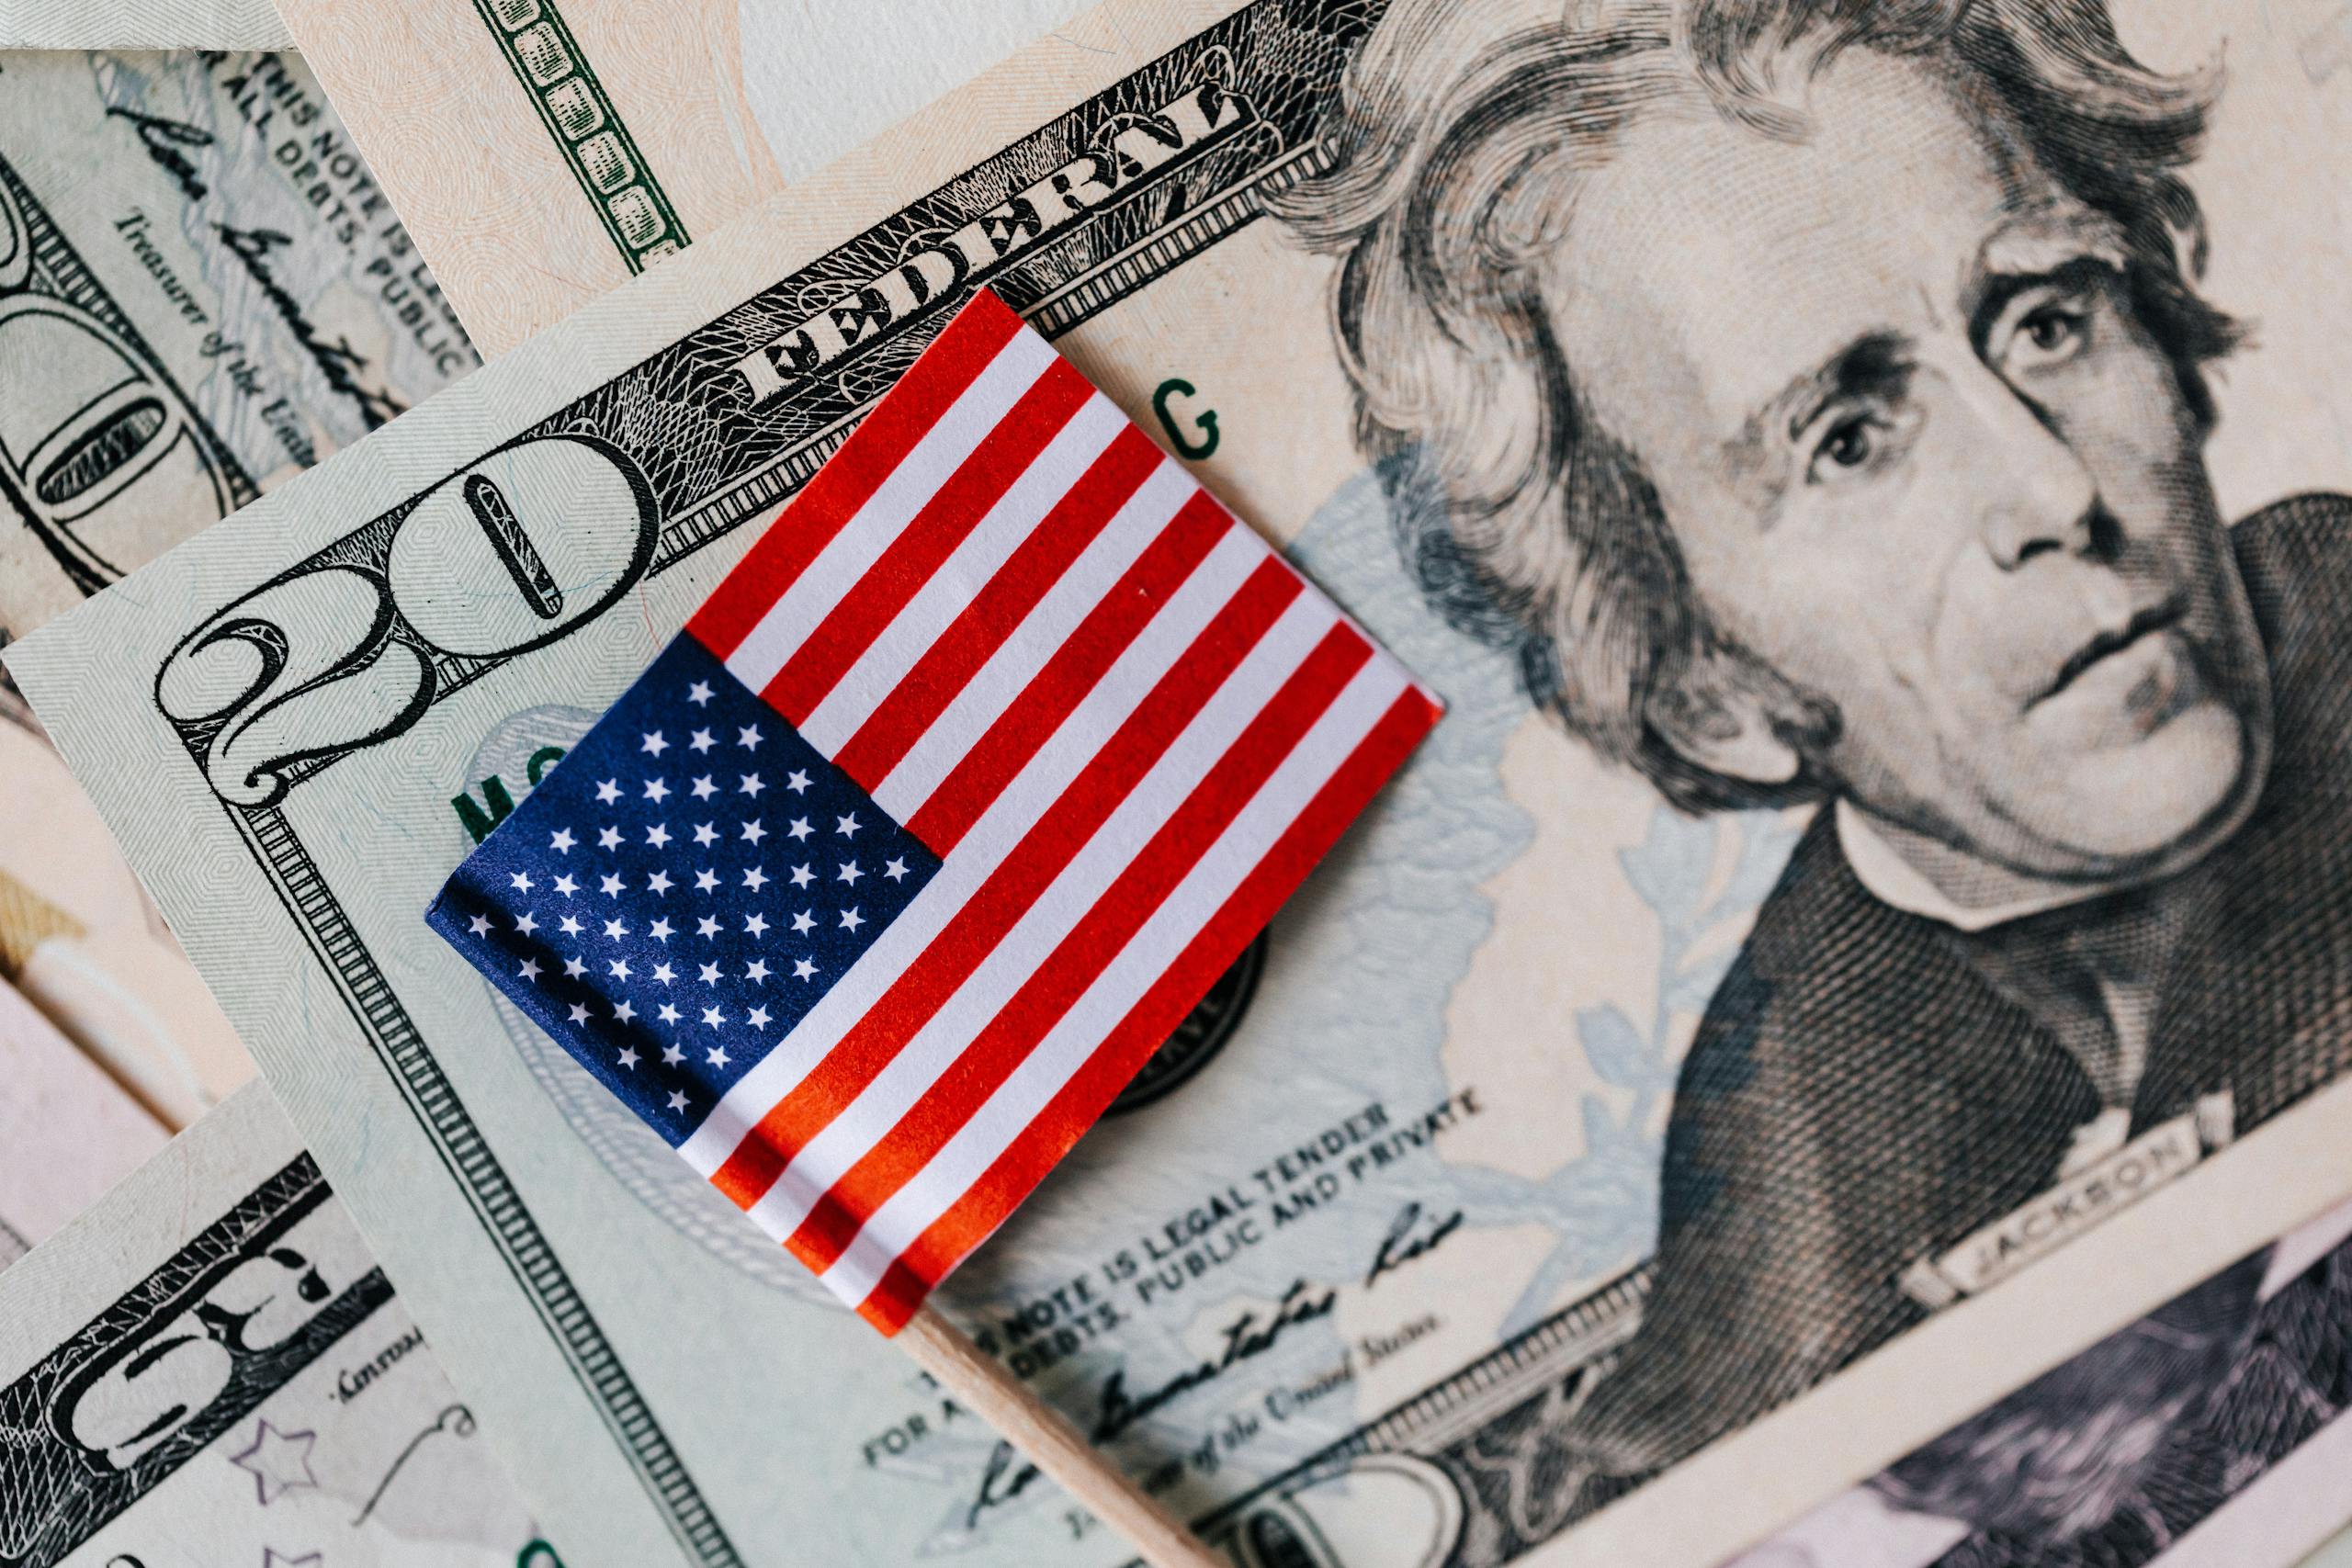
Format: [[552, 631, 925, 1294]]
[[1282, 0, 2352, 1542]]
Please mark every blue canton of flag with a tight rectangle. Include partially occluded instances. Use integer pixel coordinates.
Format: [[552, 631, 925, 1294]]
[[428, 637, 941, 1145], [428, 291, 1437, 1332]]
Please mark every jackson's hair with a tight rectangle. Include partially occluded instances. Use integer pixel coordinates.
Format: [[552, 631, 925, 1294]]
[[1272, 0, 2241, 813]]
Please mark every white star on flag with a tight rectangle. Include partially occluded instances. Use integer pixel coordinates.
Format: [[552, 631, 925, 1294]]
[[429, 288, 1436, 1335]]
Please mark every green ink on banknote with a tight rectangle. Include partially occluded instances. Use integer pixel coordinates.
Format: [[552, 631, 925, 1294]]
[[452, 774, 517, 844], [1151, 377, 1220, 459], [453, 747, 566, 841], [469, 0, 689, 274]]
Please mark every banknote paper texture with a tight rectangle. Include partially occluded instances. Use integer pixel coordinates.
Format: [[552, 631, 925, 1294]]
[[0, 1081, 544, 1565], [0, 47, 477, 643], [0, 46, 477, 1125], [1728, 1201, 2352, 1568], [15, 0, 2352, 1564], [272, 0, 1093, 355], [0, 0, 290, 51]]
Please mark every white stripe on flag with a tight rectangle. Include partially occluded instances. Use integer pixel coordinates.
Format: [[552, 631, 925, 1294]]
[[871, 458, 1195, 823], [741, 592, 1343, 1241], [722, 326, 1060, 694], [796, 392, 1132, 753], [676, 519, 1263, 1176], [817, 655, 1414, 1304]]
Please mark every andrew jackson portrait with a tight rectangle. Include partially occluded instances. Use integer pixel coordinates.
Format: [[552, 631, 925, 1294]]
[[1280, 0, 2352, 1551]]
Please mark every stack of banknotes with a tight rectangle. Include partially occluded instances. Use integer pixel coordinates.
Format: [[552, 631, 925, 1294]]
[[5, 0, 2352, 1563]]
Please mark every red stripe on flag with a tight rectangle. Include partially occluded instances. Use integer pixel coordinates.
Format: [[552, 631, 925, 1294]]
[[832, 426, 1165, 793], [907, 491, 1235, 852], [707, 556, 1305, 1212], [857, 684, 1442, 1334], [685, 290, 1025, 660], [786, 624, 1375, 1273], [757, 359, 1097, 726]]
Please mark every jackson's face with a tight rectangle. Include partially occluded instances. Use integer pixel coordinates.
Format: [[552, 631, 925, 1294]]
[[1553, 48, 2271, 886]]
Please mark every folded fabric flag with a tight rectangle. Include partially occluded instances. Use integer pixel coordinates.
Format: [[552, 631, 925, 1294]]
[[429, 289, 1440, 1332]]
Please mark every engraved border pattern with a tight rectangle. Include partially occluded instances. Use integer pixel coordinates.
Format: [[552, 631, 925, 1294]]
[[0, 1157, 391, 1567], [469, 0, 689, 273], [154, 5, 1702, 1557], [228, 806, 744, 1567], [0, 152, 257, 599]]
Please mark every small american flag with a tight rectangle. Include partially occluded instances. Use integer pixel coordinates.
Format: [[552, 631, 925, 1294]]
[[430, 291, 1440, 1332]]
